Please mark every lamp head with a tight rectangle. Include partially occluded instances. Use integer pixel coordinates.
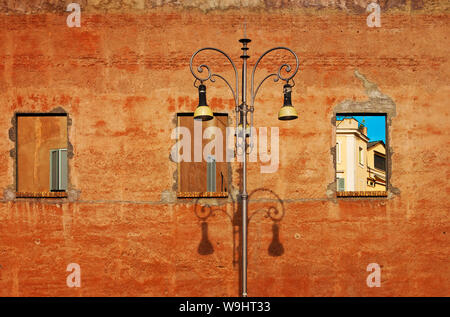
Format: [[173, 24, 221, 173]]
[[194, 84, 213, 121], [278, 83, 298, 121]]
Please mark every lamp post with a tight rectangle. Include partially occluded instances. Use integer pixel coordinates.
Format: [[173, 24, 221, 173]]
[[189, 36, 299, 297]]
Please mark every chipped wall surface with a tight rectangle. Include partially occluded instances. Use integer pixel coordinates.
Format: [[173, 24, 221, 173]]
[[0, 1, 449, 296]]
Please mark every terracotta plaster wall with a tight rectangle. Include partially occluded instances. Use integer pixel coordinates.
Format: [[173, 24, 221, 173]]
[[0, 1, 449, 296]]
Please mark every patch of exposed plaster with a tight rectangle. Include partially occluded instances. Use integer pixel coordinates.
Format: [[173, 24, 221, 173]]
[[329, 69, 400, 199]]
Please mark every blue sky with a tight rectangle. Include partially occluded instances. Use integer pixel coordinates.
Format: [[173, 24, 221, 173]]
[[337, 115, 386, 143]]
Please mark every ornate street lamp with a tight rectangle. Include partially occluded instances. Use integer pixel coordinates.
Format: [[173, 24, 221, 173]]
[[189, 35, 299, 297]]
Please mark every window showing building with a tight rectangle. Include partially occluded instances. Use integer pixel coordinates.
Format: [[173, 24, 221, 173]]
[[335, 114, 387, 197], [176, 113, 228, 198], [16, 113, 68, 198]]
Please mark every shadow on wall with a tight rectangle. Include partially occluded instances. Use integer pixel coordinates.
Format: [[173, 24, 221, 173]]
[[193, 188, 286, 260]]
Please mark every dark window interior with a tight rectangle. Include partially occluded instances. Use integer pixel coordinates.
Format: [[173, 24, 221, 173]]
[[374, 154, 386, 171]]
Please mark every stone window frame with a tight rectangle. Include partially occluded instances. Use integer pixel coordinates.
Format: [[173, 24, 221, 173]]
[[4, 107, 80, 202]]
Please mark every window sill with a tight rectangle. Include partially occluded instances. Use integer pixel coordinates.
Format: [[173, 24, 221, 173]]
[[177, 192, 228, 199], [337, 191, 387, 198], [15, 191, 68, 198]]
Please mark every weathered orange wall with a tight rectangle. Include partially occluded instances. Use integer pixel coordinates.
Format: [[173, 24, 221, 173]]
[[0, 1, 449, 296]]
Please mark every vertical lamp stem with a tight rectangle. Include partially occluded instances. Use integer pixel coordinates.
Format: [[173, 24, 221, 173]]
[[239, 37, 251, 297]]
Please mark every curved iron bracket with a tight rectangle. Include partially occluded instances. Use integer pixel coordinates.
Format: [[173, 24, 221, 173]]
[[189, 47, 240, 107], [250, 47, 299, 108]]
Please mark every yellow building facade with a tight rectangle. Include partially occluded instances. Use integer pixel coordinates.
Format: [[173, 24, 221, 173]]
[[336, 118, 386, 192]]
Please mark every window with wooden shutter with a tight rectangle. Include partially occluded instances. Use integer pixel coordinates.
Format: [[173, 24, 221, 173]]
[[176, 113, 228, 198], [16, 113, 68, 198]]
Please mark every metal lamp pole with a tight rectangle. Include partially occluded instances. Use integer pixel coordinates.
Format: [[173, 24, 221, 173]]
[[189, 36, 299, 297]]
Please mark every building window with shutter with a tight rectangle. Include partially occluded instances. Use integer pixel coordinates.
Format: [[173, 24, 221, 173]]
[[176, 113, 229, 198], [15, 113, 68, 198]]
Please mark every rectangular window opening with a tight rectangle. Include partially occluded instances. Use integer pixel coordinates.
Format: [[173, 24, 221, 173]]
[[176, 113, 229, 199], [335, 113, 388, 198], [15, 113, 68, 198]]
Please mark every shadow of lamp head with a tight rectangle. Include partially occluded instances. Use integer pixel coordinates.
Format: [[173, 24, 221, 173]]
[[268, 223, 284, 257], [198, 221, 214, 255]]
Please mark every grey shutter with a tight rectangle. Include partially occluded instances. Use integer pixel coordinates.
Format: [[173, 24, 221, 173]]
[[60, 149, 68, 190], [338, 178, 345, 191], [50, 150, 58, 191], [50, 149, 68, 191], [207, 155, 216, 192]]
